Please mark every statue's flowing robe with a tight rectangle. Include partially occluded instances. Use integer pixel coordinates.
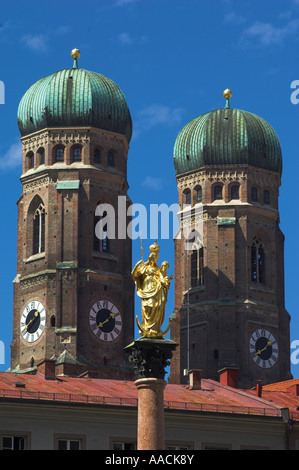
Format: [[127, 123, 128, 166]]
[[132, 260, 169, 336]]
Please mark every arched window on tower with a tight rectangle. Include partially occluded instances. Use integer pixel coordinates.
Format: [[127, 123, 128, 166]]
[[94, 148, 101, 164], [263, 189, 270, 205], [33, 203, 45, 255], [72, 146, 82, 162], [231, 185, 239, 200], [27, 151, 34, 170], [251, 187, 258, 202], [94, 202, 110, 253], [108, 151, 115, 167], [37, 148, 45, 166], [191, 247, 204, 287], [195, 186, 202, 203], [184, 189, 191, 205], [55, 147, 64, 162], [214, 185, 223, 201], [251, 236, 265, 284]]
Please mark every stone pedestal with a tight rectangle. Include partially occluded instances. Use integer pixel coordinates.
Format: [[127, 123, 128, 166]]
[[124, 338, 177, 450]]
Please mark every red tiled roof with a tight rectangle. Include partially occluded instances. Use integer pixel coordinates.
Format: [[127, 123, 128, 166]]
[[262, 378, 299, 392], [244, 379, 299, 421], [0, 372, 290, 418]]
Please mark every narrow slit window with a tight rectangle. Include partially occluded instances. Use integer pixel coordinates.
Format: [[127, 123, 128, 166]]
[[191, 247, 204, 287], [33, 203, 45, 255], [94, 204, 110, 253], [251, 236, 265, 284]]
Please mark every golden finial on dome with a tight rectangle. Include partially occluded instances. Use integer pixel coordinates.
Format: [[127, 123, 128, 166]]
[[71, 48, 81, 59], [223, 88, 232, 99], [71, 49, 80, 69], [223, 89, 232, 109]]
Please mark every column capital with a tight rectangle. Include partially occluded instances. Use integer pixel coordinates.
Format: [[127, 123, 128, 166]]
[[124, 338, 177, 380]]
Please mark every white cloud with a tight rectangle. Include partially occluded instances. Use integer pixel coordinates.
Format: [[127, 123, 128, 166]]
[[142, 176, 162, 191], [118, 32, 148, 46], [224, 10, 245, 24], [118, 32, 134, 45], [21, 26, 70, 53], [241, 19, 299, 47], [22, 34, 48, 53], [0, 141, 22, 171], [115, 0, 139, 6], [133, 104, 184, 138], [139, 104, 183, 127]]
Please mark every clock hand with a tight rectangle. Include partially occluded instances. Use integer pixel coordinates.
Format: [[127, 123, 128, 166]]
[[97, 312, 116, 328], [24, 311, 39, 331], [254, 341, 272, 356]]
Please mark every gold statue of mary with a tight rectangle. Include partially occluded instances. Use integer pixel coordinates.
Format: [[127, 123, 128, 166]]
[[132, 241, 173, 339]]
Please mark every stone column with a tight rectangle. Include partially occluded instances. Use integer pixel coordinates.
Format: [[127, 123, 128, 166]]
[[135, 378, 166, 450], [125, 338, 177, 451]]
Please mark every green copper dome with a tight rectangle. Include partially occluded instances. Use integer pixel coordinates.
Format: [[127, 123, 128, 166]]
[[17, 55, 132, 142], [173, 103, 282, 176]]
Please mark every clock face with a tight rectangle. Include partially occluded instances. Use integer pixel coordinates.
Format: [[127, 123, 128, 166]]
[[89, 300, 122, 342], [249, 329, 278, 368], [20, 300, 46, 343]]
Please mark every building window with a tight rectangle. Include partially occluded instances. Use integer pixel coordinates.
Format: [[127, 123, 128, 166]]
[[108, 151, 115, 166], [195, 186, 202, 203], [263, 189, 270, 205], [94, 148, 101, 164], [251, 187, 258, 202], [1, 435, 26, 450], [251, 236, 265, 283], [94, 204, 110, 253], [184, 189, 191, 205], [27, 152, 34, 169], [191, 247, 204, 287], [231, 185, 239, 200], [57, 439, 81, 450], [73, 146, 82, 162], [112, 442, 137, 450], [37, 148, 45, 165], [33, 203, 45, 255], [203, 443, 232, 450], [214, 185, 223, 200], [55, 147, 64, 162], [166, 445, 191, 450]]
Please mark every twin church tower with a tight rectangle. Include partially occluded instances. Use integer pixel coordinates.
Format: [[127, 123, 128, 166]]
[[10, 51, 291, 388]]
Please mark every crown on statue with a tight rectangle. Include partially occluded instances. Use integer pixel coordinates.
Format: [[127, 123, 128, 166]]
[[149, 240, 160, 254]]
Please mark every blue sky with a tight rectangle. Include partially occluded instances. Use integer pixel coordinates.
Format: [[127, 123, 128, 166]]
[[0, 0, 298, 379]]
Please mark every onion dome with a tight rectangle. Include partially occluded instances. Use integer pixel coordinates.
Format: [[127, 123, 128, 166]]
[[173, 89, 282, 176], [17, 49, 132, 142]]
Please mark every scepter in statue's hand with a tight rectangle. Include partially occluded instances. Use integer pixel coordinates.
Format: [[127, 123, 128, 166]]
[[140, 232, 143, 262]]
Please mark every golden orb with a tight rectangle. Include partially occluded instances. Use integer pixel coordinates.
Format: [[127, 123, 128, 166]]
[[223, 89, 232, 99], [71, 48, 81, 59]]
